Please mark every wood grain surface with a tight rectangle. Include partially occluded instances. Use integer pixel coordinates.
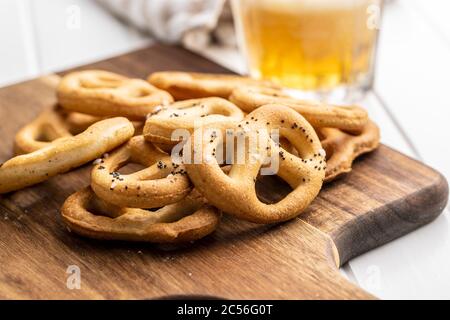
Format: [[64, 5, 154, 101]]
[[0, 44, 448, 299]]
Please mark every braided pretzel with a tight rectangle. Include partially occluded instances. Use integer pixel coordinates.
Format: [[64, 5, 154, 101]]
[[229, 86, 369, 132], [61, 187, 221, 243], [319, 121, 380, 182], [185, 104, 326, 224], [91, 136, 191, 208], [148, 71, 280, 100], [57, 70, 174, 120], [143, 97, 244, 145], [0, 117, 134, 194]]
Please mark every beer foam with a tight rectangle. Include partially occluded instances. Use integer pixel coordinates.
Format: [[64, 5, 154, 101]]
[[257, 0, 375, 11]]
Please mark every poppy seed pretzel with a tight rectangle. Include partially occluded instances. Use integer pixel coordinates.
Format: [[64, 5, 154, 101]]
[[0, 117, 135, 194], [61, 187, 221, 243], [91, 136, 191, 208], [143, 97, 244, 146], [185, 104, 326, 224], [148, 71, 280, 100], [229, 86, 369, 133], [57, 70, 174, 120], [318, 121, 380, 182]]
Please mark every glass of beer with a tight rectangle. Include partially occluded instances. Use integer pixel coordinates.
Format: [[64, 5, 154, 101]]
[[231, 0, 383, 102]]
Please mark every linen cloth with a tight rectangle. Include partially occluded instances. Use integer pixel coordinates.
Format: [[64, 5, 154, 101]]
[[96, 0, 236, 48]]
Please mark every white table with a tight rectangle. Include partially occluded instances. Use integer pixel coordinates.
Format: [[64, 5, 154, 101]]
[[1, 0, 449, 299]]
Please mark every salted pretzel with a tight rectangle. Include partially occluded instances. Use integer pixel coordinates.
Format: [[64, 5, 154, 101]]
[[61, 187, 221, 243], [57, 70, 174, 120], [229, 86, 369, 132], [318, 121, 380, 182], [143, 97, 244, 146], [91, 136, 191, 208], [148, 71, 280, 100], [0, 118, 134, 194], [185, 104, 326, 224]]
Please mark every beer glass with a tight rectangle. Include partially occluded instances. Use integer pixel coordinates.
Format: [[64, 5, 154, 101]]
[[232, 0, 383, 102]]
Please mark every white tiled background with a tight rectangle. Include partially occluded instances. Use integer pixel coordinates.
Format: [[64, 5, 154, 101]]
[[1, 0, 450, 299]]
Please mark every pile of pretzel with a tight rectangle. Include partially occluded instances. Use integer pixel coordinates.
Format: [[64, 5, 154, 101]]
[[0, 70, 379, 243]]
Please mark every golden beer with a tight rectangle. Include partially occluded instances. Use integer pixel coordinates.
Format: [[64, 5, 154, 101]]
[[232, 0, 382, 98]]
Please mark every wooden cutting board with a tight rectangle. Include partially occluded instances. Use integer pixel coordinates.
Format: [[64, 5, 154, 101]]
[[0, 44, 448, 300]]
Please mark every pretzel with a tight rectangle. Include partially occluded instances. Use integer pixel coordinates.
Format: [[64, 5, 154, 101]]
[[185, 104, 326, 224], [64, 111, 106, 134], [152, 142, 175, 154], [66, 112, 144, 136], [0, 117, 134, 194], [148, 71, 280, 100], [143, 97, 245, 145], [57, 70, 174, 120], [14, 108, 143, 155], [91, 136, 191, 208], [229, 86, 369, 132], [61, 187, 221, 243], [318, 121, 380, 182], [14, 108, 73, 154]]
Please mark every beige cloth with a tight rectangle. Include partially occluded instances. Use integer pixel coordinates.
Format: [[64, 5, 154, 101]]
[[97, 0, 235, 48]]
